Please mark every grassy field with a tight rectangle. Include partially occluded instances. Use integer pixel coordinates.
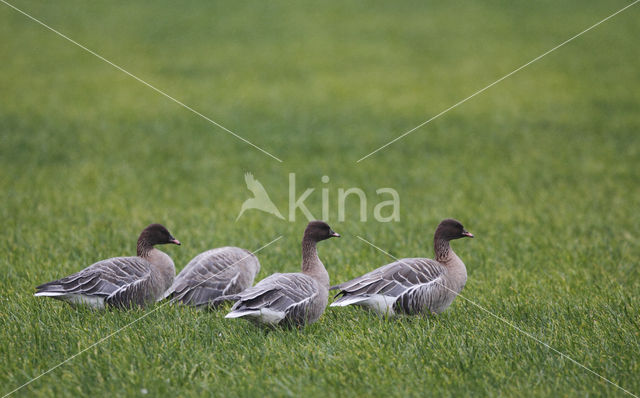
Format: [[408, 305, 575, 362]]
[[1, 0, 639, 396]]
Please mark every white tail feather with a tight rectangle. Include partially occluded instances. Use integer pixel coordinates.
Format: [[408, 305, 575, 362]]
[[331, 294, 397, 316], [225, 308, 286, 325], [35, 292, 105, 309], [34, 292, 67, 297]]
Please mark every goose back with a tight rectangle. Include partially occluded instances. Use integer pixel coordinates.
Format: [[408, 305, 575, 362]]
[[167, 247, 260, 307]]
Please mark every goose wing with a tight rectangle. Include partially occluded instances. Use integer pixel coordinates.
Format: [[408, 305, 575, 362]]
[[392, 274, 449, 315], [227, 273, 318, 321], [104, 272, 155, 308], [168, 247, 260, 307], [332, 258, 444, 297], [35, 256, 152, 298]]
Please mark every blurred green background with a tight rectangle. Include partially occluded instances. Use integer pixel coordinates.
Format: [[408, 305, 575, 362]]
[[1, 1, 639, 396]]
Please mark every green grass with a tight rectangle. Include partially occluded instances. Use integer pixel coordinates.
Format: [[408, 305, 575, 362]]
[[2, 0, 640, 396]]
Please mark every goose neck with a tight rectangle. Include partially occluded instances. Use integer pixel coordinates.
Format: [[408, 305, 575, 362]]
[[434, 238, 452, 262], [137, 238, 153, 258], [301, 238, 329, 288], [301, 238, 318, 271]]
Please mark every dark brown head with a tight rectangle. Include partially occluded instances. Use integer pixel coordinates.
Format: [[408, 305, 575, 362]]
[[303, 221, 340, 242], [434, 219, 473, 241], [138, 223, 181, 250]]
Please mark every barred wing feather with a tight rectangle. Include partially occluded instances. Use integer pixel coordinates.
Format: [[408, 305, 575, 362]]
[[167, 247, 259, 307]]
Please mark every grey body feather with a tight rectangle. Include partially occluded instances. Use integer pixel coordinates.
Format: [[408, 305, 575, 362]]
[[166, 247, 260, 307], [226, 272, 325, 327]]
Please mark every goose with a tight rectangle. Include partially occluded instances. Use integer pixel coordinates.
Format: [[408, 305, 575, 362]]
[[34, 224, 180, 309], [165, 246, 260, 308], [224, 221, 339, 327], [330, 218, 472, 316]]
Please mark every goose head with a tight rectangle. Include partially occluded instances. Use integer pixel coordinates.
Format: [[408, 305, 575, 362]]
[[435, 219, 473, 241], [139, 224, 181, 246], [304, 221, 340, 242]]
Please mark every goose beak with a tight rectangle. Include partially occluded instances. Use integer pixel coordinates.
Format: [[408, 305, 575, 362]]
[[330, 230, 341, 238], [462, 230, 474, 238], [170, 239, 181, 245]]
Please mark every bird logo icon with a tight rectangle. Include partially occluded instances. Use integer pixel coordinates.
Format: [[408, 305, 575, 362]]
[[236, 172, 284, 221]]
